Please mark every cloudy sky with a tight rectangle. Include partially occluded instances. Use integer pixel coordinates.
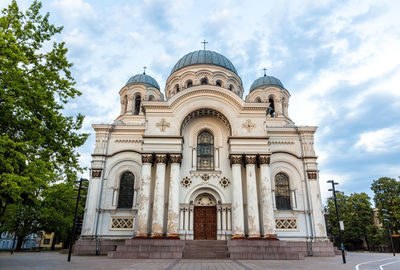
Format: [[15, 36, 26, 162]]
[[2, 0, 400, 201]]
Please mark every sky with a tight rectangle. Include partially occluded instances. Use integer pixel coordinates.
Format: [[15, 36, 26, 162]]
[[2, 0, 400, 202]]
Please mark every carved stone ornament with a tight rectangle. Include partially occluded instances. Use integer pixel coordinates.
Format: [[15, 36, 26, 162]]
[[230, 155, 242, 165], [155, 154, 167, 164], [92, 169, 102, 178], [181, 177, 192, 188], [169, 154, 182, 165], [219, 177, 231, 188], [156, 118, 170, 132], [242, 119, 256, 132], [142, 154, 153, 164], [258, 155, 271, 165], [245, 155, 257, 165], [307, 171, 318, 180], [201, 174, 210, 181]]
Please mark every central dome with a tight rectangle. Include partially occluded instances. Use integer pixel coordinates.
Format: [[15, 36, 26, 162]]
[[171, 50, 238, 75]]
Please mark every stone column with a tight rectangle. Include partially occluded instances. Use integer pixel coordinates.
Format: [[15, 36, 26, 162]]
[[307, 170, 327, 238], [136, 154, 153, 238], [259, 155, 276, 238], [167, 154, 182, 238], [184, 207, 189, 230], [230, 155, 245, 239], [151, 154, 167, 238], [227, 208, 232, 231], [179, 207, 184, 231], [192, 147, 196, 170], [215, 148, 219, 170], [222, 207, 227, 230], [245, 155, 260, 238]]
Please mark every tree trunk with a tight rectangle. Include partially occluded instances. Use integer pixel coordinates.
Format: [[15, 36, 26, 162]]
[[51, 234, 57, 250], [16, 236, 24, 250]]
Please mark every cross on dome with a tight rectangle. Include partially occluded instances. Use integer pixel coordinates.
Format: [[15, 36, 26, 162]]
[[263, 68, 267, 77], [143, 66, 147, 74], [201, 40, 208, 50]]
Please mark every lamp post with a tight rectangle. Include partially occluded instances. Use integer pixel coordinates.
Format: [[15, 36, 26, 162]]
[[327, 180, 346, 264], [382, 209, 395, 256], [68, 177, 88, 262]]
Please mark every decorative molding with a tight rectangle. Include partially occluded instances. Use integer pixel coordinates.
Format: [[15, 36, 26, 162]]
[[275, 218, 298, 231], [180, 108, 232, 135], [156, 118, 170, 132], [194, 194, 216, 206], [258, 155, 271, 165], [181, 177, 192, 188], [268, 140, 295, 145], [307, 171, 318, 180], [230, 155, 242, 165], [169, 154, 182, 165], [110, 217, 134, 230], [245, 155, 257, 165], [219, 177, 230, 188], [142, 154, 153, 164], [91, 169, 102, 178], [155, 154, 167, 164], [242, 119, 256, 132], [115, 139, 142, 143], [201, 174, 210, 181]]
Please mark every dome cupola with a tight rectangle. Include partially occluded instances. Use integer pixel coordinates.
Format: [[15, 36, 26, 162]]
[[170, 50, 238, 75], [126, 73, 160, 90], [249, 75, 285, 92]]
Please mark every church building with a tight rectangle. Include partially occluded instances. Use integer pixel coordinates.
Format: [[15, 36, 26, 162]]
[[77, 49, 334, 259]]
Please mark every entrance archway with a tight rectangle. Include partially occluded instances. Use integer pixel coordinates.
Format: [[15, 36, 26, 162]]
[[193, 193, 217, 240]]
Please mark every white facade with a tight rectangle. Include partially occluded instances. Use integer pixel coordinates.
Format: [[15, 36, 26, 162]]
[[81, 50, 327, 242]]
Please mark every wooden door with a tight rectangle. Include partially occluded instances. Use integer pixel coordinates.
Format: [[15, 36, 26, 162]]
[[194, 206, 217, 240]]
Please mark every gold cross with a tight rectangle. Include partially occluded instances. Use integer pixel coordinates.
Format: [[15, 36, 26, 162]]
[[242, 119, 255, 132], [156, 118, 170, 132]]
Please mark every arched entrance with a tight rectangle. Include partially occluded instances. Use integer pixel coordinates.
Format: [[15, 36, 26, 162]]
[[193, 193, 217, 240]]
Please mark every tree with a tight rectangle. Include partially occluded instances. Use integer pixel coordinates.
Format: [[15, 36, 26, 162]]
[[39, 181, 87, 249], [325, 192, 378, 250], [371, 177, 400, 234], [0, 0, 88, 218]]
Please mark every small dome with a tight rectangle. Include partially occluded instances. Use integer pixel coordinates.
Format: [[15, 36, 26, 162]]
[[171, 50, 238, 75], [126, 73, 160, 90], [249, 75, 285, 92]]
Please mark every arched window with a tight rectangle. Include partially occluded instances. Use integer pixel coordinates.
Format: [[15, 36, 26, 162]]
[[255, 97, 261, 103], [267, 97, 275, 117], [117, 172, 135, 209], [216, 80, 222, 87], [229, 84, 234, 91], [197, 131, 214, 170], [175, 84, 180, 92], [134, 95, 141, 115], [200, 77, 208, 85], [148, 95, 155, 101], [275, 173, 291, 210], [186, 80, 193, 88]]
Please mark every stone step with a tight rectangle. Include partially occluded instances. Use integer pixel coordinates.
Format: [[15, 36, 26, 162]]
[[183, 240, 229, 259]]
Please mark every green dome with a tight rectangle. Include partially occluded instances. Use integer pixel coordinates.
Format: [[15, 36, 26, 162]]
[[250, 75, 285, 91], [126, 73, 160, 90], [171, 50, 238, 75]]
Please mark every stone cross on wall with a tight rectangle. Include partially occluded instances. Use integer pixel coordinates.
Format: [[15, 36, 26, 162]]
[[156, 118, 170, 132], [242, 119, 256, 132]]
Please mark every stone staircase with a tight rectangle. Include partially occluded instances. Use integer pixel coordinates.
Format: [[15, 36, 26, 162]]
[[183, 240, 229, 259], [107, 239, 184, 259]]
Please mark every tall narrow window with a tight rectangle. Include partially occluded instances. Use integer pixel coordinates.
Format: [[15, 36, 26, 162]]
[[275, 173, 291, 210], [175, 84, 180, 93], [216, 80, 222, 87], [197, 131, 214, 170], [186, 80, 193, 88], [117, 172, 135, 208], [200, 77, 208, 85], [229, 84, 234, 91], [134, 95, 141, 115], [267, 97, 275, 117]]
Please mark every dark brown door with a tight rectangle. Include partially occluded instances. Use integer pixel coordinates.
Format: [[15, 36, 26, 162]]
[[194, 206, 217, 240]]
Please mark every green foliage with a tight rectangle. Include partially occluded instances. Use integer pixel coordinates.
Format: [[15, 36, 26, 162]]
[[371, 177, 400, 233], [0, 0, 88, 218], [325, 192, 380, 250]]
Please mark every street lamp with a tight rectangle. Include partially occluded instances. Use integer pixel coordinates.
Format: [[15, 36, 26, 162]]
[[327, 180, 346, 264], [382, 209, 396, 256], [68, 177, 88, 262]]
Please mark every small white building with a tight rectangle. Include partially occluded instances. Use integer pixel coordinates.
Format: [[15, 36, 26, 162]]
[[81, 50, 327, 247]]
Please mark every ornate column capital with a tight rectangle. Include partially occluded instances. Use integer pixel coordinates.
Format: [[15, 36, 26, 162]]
[[307, 170, 319, 180], [169, 154, 182, 165], [230, 154, 242, 165], [258, 155, 271, 165], [141, 154, 153, 164], [244, 155, 257, 165], [91, 169, 102, 178], [155, 154, 167, 164]]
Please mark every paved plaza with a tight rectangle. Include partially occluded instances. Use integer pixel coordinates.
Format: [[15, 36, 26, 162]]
[[0, 251, 399, 270]]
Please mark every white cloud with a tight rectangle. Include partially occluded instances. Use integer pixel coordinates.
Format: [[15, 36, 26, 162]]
[[51, 0, 95, 19], [355, 127, 400, 152]]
